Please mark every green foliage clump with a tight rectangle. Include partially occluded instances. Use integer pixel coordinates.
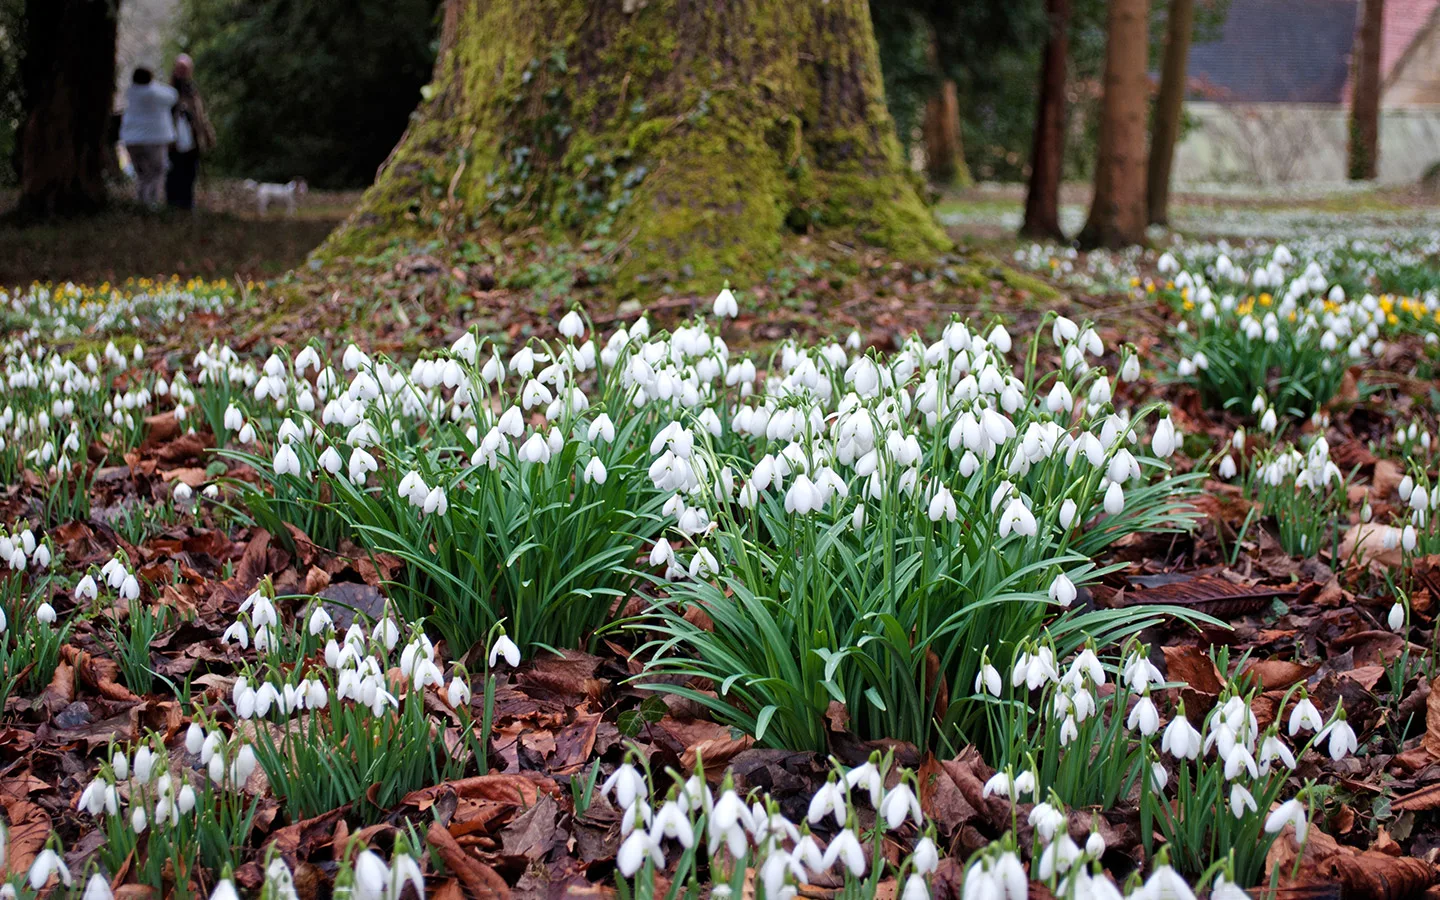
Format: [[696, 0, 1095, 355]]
[[173, 0, 440, 188]]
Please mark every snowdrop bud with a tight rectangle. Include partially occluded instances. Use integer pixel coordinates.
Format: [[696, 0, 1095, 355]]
[[1388, 602, 1405, 632], [1049, 573, 1077, 607], [1104, 481, 1125, 515], [186, 722, 204, 754]]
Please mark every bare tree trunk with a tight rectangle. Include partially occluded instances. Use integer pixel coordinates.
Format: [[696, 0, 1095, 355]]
[[1078, 0, 1151, 249], [1020, 0, 1070, 240], [1147, 0, 1194, 225], [923, 79, 972, 187], [16, 0, 120, 218], [327, 0, 948, 291], [1348, 0, 1383, 180]]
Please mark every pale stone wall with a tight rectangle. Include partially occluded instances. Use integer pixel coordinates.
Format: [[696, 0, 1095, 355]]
[[1173, 100, 1440, 185]]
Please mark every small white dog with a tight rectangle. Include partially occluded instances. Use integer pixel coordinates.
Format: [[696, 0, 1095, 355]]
[[243, 178, 308, 215]]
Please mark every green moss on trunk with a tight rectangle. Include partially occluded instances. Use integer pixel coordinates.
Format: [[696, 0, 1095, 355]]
[[321, 0, 948, 293]]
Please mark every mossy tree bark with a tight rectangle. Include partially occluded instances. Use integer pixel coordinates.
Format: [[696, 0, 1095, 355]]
[[1078, 0, 1150, 249], [324, 0, 949, 291], [15, 0, 120, 218]]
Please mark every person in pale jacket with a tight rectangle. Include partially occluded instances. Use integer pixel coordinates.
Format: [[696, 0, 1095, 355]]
[[119, 67, 177, 208]]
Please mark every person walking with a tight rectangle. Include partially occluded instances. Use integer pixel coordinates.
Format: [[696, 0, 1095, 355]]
[[166, 54, 215, 211], [119, 67, 177, 208]]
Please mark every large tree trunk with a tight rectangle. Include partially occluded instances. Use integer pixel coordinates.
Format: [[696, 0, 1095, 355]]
[[1078, 0, 1150, 249], [1147, 0, 1194, 225], [923, 79, 971, 188], [326, 0, 949, 291], [1348, 0, 1383, 180], [1020, 0, 1070, 241], [16, 0, 119, 218]]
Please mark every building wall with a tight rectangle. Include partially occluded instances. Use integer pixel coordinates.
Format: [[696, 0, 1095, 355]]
[[1173, 100, 1440, 184], [1386, 14, 1440, 105]]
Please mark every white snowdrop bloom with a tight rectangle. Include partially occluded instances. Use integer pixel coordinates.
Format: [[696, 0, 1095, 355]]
[[28, 849, 72, 891], [1152, 417, 1177, 457], [845, 761, 884, 807], [602, 764, 647, 811], [1259, 408, 1278, 434], [422, 486, 449, 516], [1229, 783, 1258, 819], [1047, 382, 1073, 413], [928, 485, 958, 523], [1388, 602, 1406, 632], [558, 310, 585, 339], [1402, 525, 1418, 552], [317, 446, 343, 475], [1121, 353, 1141, 382], [999, 498, 1036, 538], [975, 662, 1002, 697], [880, 782, 922, 830], [583, 457, 608, 485], [822, 828, 867, 877], [1223, 744, 1258, 780], [447, 677, 472, 708], [75, 574, 98, 600], [713, 288, 739, 318], [617, 829, 663, 877], [1103, 481, 1125, 515], [1162, 715, 1201, 760], [35, 602, 56, 625], [1028, 802, 1066, 842], [1259, 734, 1296, 773], [1264, 798, 1308, 843], [1127, 695, 1160, 735], [588, 413, 616, 443], [1058, 498, 1078, 529], [82, 874, 113, 900], [489, 633, 521, 668], [273, 443, 301, 477], [1048, 573, 1076, 607], [1217, 455, 1237, 479], [307, 607, 332, 636], [1325, 717, 1358, 759], [1140, 865, 1197, 900]]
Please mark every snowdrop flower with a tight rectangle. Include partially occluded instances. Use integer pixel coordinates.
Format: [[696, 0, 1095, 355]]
[[1049, 573, 1076, 607], [1259, 733, 1296, 773], [808, 780, 847, 826], [558, 310, 585, 339], [1029, 802, 1065, 842], [902, 874, 929, 900], [1121, 353, 1141, 382], [273, 443, 301, 477], [617, 828, 663, 877], [1103, 481, 1125, 515], [1058, 498, 1078, 529], [1264, 797, 1309, 843], [822, 828, 867, 877], [1218, 455, 1237, 479], [75, 574, 98, 600], [845, 761, 884, 808], [1140, 864, 1196, 900], [1152, 417, 1177, 457], [36, 602, 56, 624], [1127, 695, 1160, 736], [1324, 714, 1358, 760], [1287, 697, 1324, 736], [1259, 407, 1278, 434], [602, 763, 647, 811], [82, 874, 113, 900], [1388, 601, 1406, 632], [307, 607, 332, 636], [588, 414, 616, 443], [975, 661, 1002, 697], [1223, 744, 1258, 780], [489, 633, 521, 668], [1162, 713, 1201, 760], [713, 287, 739, 318], [928, 485, 958, 523], [1229, 784, 1257, 819], [210, 880, 240, 900], [880, 782, 922, 830], [28, 849, 71, 890]]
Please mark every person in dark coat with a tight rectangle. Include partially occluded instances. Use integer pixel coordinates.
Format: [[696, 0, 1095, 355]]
[[166, 54, 216, 211]]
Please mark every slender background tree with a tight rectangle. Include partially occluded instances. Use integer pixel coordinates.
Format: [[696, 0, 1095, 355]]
[[1020, 0, 1071, 239], [1079, 0, 1151, 248], [1146, 0, 1195, 225], [1348, 0, 1383, 180]]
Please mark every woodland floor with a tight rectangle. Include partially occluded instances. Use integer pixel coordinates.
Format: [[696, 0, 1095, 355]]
[[2, 182, 1440, 897]]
